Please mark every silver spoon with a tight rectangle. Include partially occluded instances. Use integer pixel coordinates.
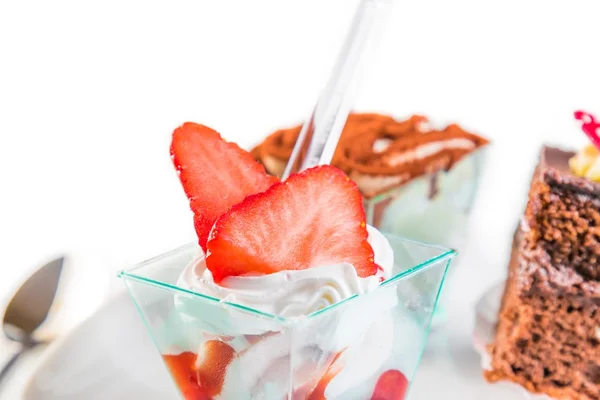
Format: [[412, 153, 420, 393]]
[[0, 256, 64, 384], [283, 0, 392, 178]]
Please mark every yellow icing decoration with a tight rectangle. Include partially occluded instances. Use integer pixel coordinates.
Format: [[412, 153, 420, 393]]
[[569, 144, 600, 182]]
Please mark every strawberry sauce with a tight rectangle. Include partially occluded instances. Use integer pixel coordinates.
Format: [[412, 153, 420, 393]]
[[163, 346, 408, 399], [162, 340, 235, 400], [163, 352, 210, 400], [307, 351, 346, 400]]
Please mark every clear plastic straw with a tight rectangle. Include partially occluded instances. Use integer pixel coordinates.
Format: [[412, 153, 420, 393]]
[[282, 0, 392, 179]]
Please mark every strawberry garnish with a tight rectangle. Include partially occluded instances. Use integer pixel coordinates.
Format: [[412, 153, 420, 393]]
[[162, 341, 236, 400], [370, 369, 409, 400], [163, 352, 210, 400], [195, 340, 236, 397], [170, 123, 278, 251], [206, 165, 376, 283]]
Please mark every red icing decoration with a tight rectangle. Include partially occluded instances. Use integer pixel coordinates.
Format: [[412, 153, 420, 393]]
[[574, 110, 600, 151]]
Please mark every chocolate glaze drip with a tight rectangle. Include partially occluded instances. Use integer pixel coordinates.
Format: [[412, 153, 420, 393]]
[[428, 173, 439, 200]]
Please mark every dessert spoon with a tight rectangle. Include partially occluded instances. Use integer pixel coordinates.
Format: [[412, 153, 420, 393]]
[[0, 256, 64, 385], [283, 0, 392, 178]]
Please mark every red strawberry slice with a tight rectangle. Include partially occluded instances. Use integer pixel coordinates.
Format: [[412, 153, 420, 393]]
[[171, 123, 278, 251], [371, 369, 409, 400], [162, 341, 236, 400], [163, 352, 211, 400], [195, 340, 236, 397], [206, 165, 376, 283]]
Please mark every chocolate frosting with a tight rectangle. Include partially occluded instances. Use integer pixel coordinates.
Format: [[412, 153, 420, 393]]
[[542, 146, 600, 197]]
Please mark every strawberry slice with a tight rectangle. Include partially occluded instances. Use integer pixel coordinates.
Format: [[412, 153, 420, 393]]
[[163, 352, 211, 400], [195, 340, 236, 397], [162, 341, 236, 400], [370, 369, 409, 400], [170, 123, 278, 251], [206, 165, 376, 283]]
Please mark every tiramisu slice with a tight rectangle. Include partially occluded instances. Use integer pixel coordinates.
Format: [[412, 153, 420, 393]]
[[253, 113, 488, 326], [252, 113, 488, 199]]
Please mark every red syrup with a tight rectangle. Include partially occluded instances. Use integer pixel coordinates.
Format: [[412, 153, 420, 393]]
[[163, 346, 408, 399], [376, 264, 386, 282], [574, 110, 600, 151], [307, 351, 346, 400], [163, 352, 211, 400], [162, 340, 235, 400]]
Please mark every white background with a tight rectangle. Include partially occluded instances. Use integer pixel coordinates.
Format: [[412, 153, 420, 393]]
[[1, 0, 599, 398]]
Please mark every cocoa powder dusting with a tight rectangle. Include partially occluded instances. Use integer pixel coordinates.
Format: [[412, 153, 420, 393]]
[[252, 113, 488, 197]]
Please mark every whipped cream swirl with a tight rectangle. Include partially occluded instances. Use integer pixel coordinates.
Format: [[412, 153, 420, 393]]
[[177, 225, 393, 318]]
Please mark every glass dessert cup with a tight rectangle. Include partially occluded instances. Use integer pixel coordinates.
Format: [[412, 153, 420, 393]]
[[364, 146, 487, 327], [119, 233, 455, 400], [252, 115, 488, 329]]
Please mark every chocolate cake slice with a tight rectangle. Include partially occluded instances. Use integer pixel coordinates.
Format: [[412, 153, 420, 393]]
[[486, 146, 600, 399]]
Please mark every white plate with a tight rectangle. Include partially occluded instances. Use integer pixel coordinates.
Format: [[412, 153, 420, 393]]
[[22, 291, 176, 400], [473, 282, 551, 400]]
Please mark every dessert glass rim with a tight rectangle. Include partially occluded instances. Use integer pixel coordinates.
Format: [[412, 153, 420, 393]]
[[118, 235, 457, 324]]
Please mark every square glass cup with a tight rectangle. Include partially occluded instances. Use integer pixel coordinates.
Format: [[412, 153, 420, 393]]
[[363, 146, 487, 327], [253, 111, 487, 331], [119, 233, 455, 400]]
